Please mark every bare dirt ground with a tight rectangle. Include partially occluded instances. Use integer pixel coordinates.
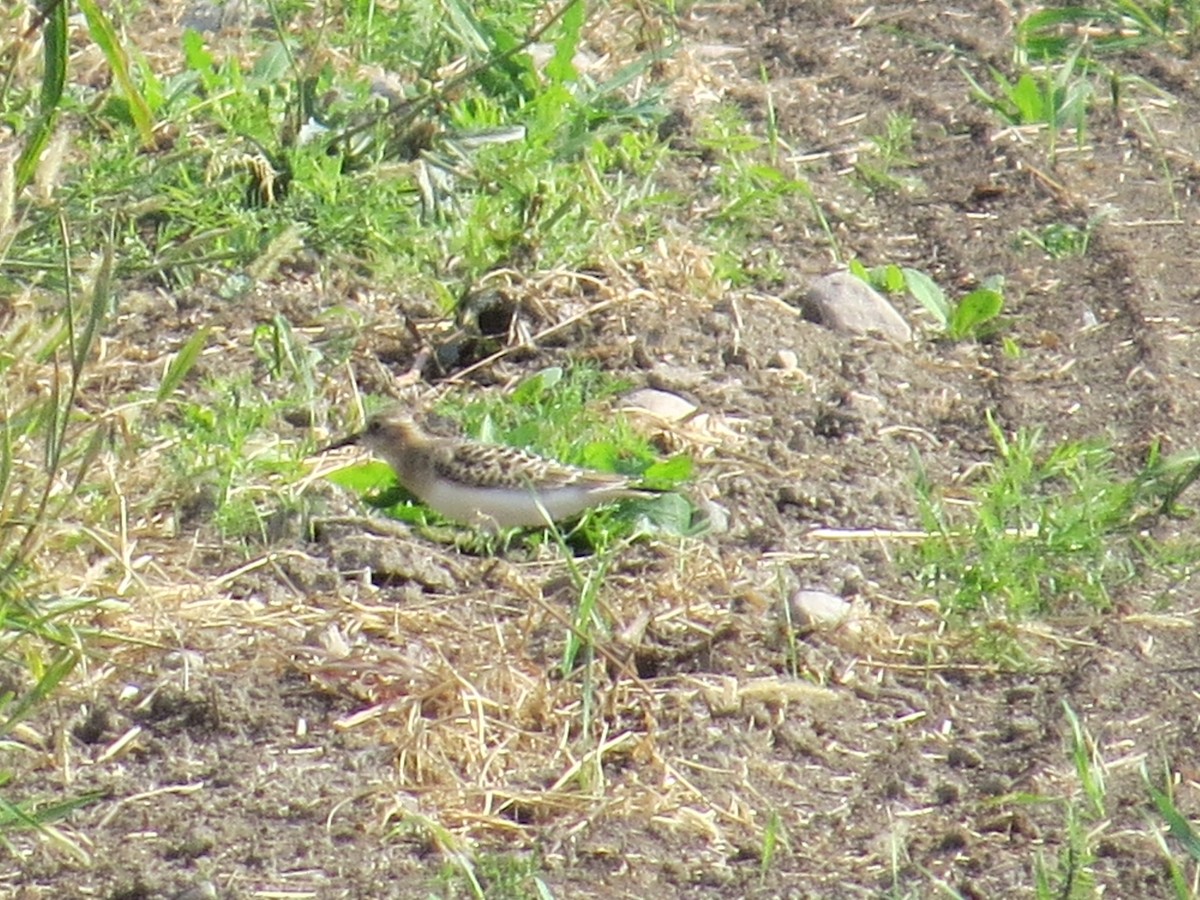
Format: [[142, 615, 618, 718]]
[[8, 1, 1200, 898]]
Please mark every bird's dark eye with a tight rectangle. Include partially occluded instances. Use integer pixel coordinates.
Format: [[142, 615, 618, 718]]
[[366, 419, 382, 433]]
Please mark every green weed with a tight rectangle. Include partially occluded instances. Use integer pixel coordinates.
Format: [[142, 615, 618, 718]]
[[962, 43, 1093, 159], [1019, 2, 1200, 60], [963, 43, 1093, 127], [1064, 701, 1107, 820], [912, 414, 1190, 640], [850, 261, 1006, 341], [1015, 220, 1097, 259], [696, 104, 829, 283], [434, 847, 555, 900], [760, 808, 786, 879], [856, 113, 923, 195], [1032, 702, 1108, 899], [1005, 5, 1191, 201], [1146, 763, 1200, 898]]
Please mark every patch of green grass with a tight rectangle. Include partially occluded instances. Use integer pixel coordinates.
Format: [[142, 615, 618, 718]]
[[855, 112, 923, 195], [139, 311, 355, 549], [1146, 763, 1200, 898], [849, 261, 1006, 341], [961, 43, 1093, 158], [1019, 2, 1200, 60], [913, 414, 1200, 651], [1006, 6, 1187, 212], [157, 373, 313, 543], [695, 104, 828, 284], [1015, 219, 1098, 259], [1032, 702, 1109, 899], [5, 0, 679, 299]]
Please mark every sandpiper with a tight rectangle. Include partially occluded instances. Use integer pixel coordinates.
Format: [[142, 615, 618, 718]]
[[323, 407, 655, 529]]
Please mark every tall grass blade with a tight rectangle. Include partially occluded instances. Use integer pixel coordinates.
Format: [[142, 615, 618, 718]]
[[15, 0, 67, 189], [545, 0, 584, 84], [77, 0, 156, 146], [1147, 773, 1200, 863], [158, 328, 211, 402], [0, 648, 78, 738]]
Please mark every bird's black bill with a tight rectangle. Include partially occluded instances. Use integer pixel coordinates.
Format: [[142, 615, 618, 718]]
[[317, 432, 361, 454]]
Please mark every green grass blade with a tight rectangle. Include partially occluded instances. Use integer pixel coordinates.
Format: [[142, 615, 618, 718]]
[[73, 239, 113, 385], [158, 328, 211, 402], [903, 267, 950, 327], [0, 787, 104, 830], [545, 0, 584, 84], [1147, 775, 1200, 862], [15, 0, 67, 190], [948, 288, 1004, 340], [439, 0, 493, 56], [0, 649, 79, 738], [77, 0, 157, 146]]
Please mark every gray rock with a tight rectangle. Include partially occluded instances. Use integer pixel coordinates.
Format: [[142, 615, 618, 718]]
[[801, 272, 912, 342]]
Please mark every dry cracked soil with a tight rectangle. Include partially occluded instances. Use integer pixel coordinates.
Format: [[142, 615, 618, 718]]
[[7, 1, 1200, 898]]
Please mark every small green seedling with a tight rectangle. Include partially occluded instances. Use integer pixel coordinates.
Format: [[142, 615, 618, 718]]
[[850, 261, 1005, 341]]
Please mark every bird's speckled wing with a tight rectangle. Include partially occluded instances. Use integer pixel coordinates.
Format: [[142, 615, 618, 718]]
[[435, 441, 628, 490]]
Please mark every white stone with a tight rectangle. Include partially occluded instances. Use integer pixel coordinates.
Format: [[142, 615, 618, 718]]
[[790, 589, 852, 630]]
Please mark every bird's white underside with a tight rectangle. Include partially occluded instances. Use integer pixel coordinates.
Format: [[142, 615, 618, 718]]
[[418, 479, 632, 529]]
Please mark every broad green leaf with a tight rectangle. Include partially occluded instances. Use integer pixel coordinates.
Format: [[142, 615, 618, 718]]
[[512, 367, 563, 404], [440, 0, 492, 55], [625, 492, 698, 537], [325, 460, 395, 494], [579, 441, 620, 472], [251, 41, 293, 82], [182, 28, 214, 75], [642, 454, 693, 486], [882, 264, 905, 294], [545, 0, 584, 85], [1148, 778, 1200, 863], [949, 289, 1004, 339], [1018, 9, 1121, 58], [902, 267, 949, 326], [1008, 72, 1045, 123]]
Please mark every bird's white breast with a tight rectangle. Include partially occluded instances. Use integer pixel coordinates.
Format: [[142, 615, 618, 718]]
[[418, 480, 621, 529]]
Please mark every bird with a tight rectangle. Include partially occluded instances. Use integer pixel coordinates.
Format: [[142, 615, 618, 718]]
[[322, 407, 656, 529]]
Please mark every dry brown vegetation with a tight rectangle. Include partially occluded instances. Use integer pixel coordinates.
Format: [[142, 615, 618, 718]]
[[4, 1, 1200, 898]]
